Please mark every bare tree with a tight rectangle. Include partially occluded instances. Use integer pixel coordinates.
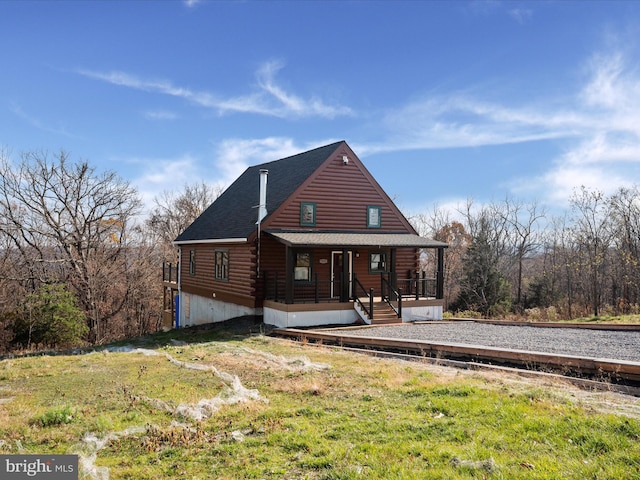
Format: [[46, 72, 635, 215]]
[[146, 181, 224, 259], [499, 197, 546, 310], [607, 185, 640, 311], [0, 150, 142, 343], [570, 186, 612, 317]]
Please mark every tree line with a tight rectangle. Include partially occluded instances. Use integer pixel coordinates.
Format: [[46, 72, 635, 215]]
[[413, 185, 640, 320], [0, 150, 219, 352], [1, 149, 638, 352]]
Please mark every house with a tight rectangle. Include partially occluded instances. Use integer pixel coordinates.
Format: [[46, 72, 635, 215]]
[[163, 141, 448, 329]]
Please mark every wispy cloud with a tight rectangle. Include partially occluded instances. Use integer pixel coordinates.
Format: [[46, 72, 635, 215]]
[[509, 8, 533, 24], [520, 50, 640, 204], [10, 103, 77, 138], [360, 47, 640, 208], [77, 61, 353, 119], [357, 95, 578, 157], [143, 110, 178, 121]]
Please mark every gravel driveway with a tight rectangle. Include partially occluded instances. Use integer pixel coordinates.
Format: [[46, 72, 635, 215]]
[[334, 322, 640, 363]]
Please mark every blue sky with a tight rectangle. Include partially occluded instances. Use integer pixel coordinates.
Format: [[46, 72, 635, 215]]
[[2, 1, 640, 218]]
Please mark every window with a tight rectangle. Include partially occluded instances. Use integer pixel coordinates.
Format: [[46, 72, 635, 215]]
[[295, 252, 312, 281], [300, 202, 316, 226], [189, 250, 196, 275], [369, 252, 387, 273], [215, 250, 229, 281], [367, 206, 382, 228]]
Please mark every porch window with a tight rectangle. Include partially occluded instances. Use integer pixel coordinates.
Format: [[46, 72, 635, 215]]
[[294, 252, 312, 281], [215, 250, 229, 281], [300, 202, 316, 226], [189, 249, 196, 275], [369, 252, 387, 273], [367, 206, 382, 228]]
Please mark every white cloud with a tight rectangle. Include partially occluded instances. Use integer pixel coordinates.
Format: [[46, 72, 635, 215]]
[[128, 154, 203, 213], [521, 51, 640, 206], [129, 137, 338, 215], [359, 95, 577, 157], [364, 47, 640, 209], [214, 136, 338, 182], [77, 62, 353, 120]]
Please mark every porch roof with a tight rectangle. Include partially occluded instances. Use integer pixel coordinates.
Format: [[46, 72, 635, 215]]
[[266, 231, 448, 248]]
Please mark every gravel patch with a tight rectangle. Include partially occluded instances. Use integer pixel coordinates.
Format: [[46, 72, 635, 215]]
[[332, 322, 640, 362]]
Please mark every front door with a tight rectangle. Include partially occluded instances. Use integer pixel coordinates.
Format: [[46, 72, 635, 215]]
[[331, 251, 353, 299]]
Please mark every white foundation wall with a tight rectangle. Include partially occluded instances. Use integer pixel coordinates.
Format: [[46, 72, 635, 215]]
[[179, 293, 259, 328], [264, 306, 358, 329], [403, 305, 443, 322]]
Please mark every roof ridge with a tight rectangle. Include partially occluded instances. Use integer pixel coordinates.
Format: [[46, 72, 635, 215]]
[[251, 140, 344, 168]]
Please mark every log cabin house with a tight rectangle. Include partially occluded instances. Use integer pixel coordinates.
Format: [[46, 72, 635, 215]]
[[163, 141, 447, 328]]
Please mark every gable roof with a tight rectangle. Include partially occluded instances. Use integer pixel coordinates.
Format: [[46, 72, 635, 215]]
[[174, 141, 343, 243]]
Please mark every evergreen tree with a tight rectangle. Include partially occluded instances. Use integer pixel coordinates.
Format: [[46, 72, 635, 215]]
[[12, 283, 88, 349], [453, 216, 511, 316]]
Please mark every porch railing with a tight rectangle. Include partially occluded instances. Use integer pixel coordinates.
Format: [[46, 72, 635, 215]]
[[397, 272, 437, 299], [264, 272, 343, 303], [163, 262, 178, 284], [263, 270, 438, 305], [353, 274, 374, 320], [381, 276, 402, 319]]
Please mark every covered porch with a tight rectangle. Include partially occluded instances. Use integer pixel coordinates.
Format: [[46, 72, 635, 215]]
[[261, 231, 448, 327]]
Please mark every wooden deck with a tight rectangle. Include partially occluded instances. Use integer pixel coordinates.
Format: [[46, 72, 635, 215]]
[[273, 326, 640, 392]]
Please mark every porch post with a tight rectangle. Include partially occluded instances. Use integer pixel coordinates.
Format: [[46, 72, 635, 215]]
[[285, 245, 294, 304], [389, 248, 397, 301], [341, 248, 349, 302], [436, 247, 445, 300]]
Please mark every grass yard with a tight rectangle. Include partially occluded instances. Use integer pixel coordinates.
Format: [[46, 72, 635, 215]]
[[1, 324, 640, 479]]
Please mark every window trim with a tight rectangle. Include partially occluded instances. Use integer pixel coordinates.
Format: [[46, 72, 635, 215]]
[[367, 205, 382, 228], [300, 202, 317, 227], [368, 251, 388, 274]]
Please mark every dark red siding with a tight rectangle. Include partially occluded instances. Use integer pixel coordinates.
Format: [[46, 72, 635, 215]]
[[180, 242, 256, 308], [262, 146, 415, 234]]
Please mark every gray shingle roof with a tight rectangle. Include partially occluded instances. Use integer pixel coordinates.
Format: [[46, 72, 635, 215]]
[[267, 231, 449, 248], [174, 141, 343, 243]]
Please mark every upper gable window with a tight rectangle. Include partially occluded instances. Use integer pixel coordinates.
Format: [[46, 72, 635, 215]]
[[367, 206, 382, 228], [300, 202, 316, 227]]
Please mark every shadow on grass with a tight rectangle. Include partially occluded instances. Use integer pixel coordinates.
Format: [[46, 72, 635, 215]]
[[111, 315, 273, 349], [1, 315, 274, 360]]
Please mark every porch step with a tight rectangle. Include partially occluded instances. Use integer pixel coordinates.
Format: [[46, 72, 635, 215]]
[[370, 302, 402, 325]]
